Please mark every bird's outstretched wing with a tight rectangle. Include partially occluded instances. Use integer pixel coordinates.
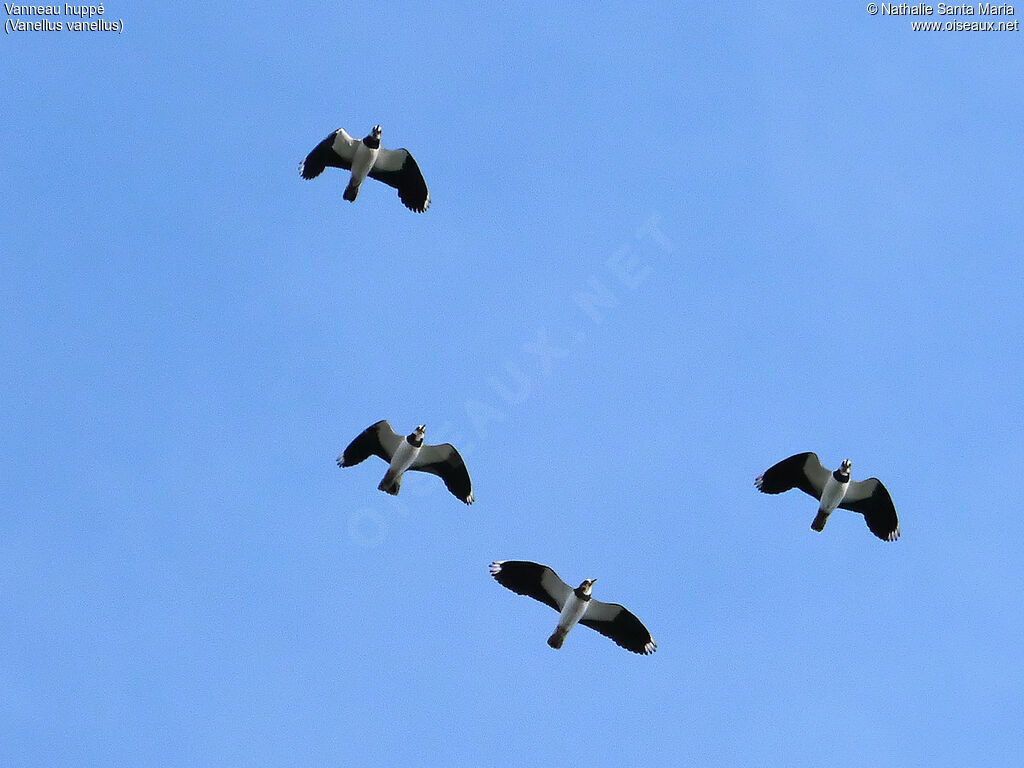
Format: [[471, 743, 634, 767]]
[[489, 561, 570, 612], [338, 420, 401, 468], [841, 478, 901, 541], [755, 452, 830, 499], [300, 128, 357, 180], [411, 442, 473, 503], [580, 599, 657, 655], [369, 147, 430, 212]]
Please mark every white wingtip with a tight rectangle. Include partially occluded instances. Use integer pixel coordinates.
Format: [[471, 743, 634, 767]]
[[489, 561, 505, 576]]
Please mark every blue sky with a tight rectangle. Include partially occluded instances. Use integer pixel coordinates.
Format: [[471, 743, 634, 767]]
[[3, 2, 1023, 766]]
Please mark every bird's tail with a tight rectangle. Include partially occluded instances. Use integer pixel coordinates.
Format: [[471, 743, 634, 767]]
[[547, 627, 567, 649], [378, 470, 402, 496], [343, 181, 359, 202], [811, 510, 829, 532]]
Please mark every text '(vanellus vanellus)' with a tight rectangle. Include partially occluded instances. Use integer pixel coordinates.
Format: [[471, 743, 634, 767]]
[[338, 421, 473, 504], [489, 561, 657, 655], [300, 125, 430, 212], [755, 452, 900, 541]]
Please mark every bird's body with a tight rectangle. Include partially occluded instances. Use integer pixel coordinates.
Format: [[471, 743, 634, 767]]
[[755, 452, 900, 541], [342, 132, 380, 202], [489, 560, 657, 655], [548, 582, 594, 649], [812, 462, 852, 531], [338, 421, 473, 504], [376, 427, 423, 495], [300, 124, 430, 212]]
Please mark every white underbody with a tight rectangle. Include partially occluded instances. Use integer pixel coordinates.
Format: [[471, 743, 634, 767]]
[[555, 593, 589, 636], [344, 137, 379, 190], [384, 439, 421, 482], [817, 473, 849, 516]]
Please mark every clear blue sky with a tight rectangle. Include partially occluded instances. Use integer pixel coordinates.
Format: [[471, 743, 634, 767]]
[[3, 2, 1023, 766]]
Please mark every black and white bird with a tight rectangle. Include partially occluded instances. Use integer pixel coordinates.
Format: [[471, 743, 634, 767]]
[[489, 560, 657, 655], [299, 124, 430, 212], [755, 452, 900, 541], [337, 421, 473, 504]]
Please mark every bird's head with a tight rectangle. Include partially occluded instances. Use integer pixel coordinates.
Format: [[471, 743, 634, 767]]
[[578, 578, 596, 595], [840, 459, 852, 473], [372, 124, 383, 140], [406, 424, 426, 447]]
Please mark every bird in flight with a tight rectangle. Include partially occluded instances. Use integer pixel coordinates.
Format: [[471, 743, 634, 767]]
[[489, 560, 657, 655], [755, 452, 900, 541], [338, 421, 473, 504], [300, 124, 430, 212]]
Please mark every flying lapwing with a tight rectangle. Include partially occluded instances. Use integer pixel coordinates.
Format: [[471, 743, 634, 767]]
[[489, 560, 657, 655], [755, 452, 900, 541], [300, 125, 430, 212], [338, 421, 473, 504]]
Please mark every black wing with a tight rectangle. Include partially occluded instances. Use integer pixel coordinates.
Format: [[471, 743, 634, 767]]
[[410, 443, 473, 504], [580, 600, 657, 655], [489, 560, 569, 612], [840, 478, 900, 542], [755, 452, 828, 499], [369, 148, 430, 212], [300, 129, 355, 180], [338, 420, 399, 468]]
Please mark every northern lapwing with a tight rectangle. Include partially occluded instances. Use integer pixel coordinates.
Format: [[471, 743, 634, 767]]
[[489, 560, 657, 655], [755, 452, 900, 541], [338, 421, 472, 504], [300, 125, 430, 212]]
